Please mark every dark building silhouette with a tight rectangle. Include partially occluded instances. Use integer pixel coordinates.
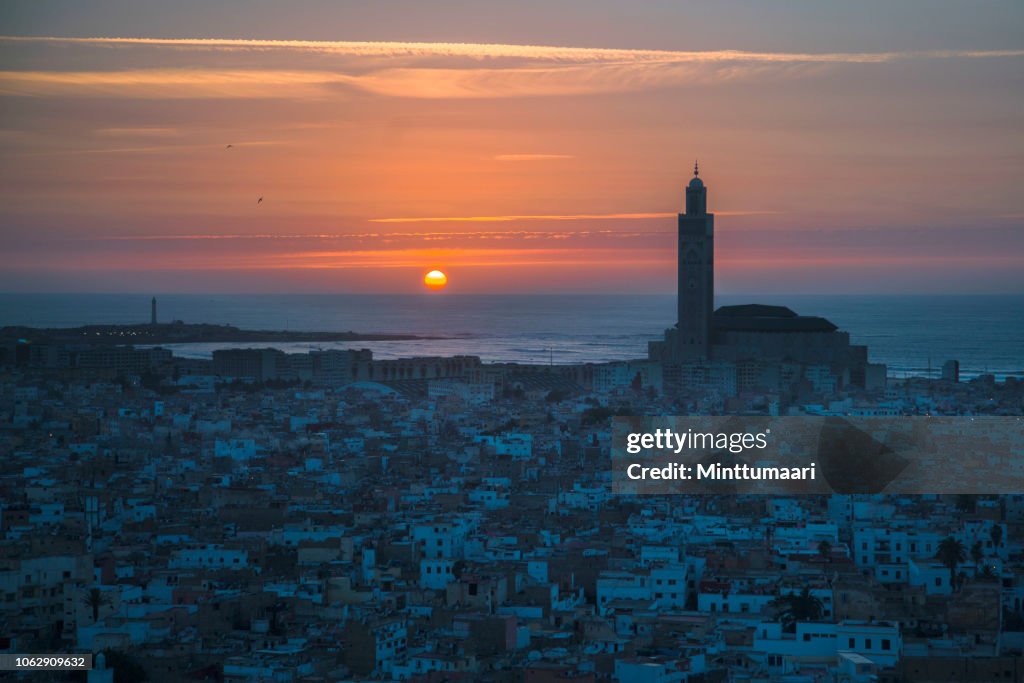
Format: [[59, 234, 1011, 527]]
[[649, 166, 884, 395], [213, 348, 282, 382], [677, 161, 715, 360], [151, 296, 157, 325], [942, 359, 960, 383]]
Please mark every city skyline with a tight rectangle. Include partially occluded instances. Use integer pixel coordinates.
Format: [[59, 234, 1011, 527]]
[[1, 7, 1022, 679], [1, 1, 1022, 294]]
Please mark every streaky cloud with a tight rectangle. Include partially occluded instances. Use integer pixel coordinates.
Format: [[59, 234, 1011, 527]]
[[370, 211, 775, 223], [1, 36, 1021, 64], [494, 154, 574, 161], [0, 68, 351, 99], [1, 37, 1020, 100]]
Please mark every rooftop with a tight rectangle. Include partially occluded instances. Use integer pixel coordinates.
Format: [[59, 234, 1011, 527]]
[[714, 304, 839, 333]]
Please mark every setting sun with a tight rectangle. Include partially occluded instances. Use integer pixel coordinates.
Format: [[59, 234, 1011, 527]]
[[424, 269, 448, 290]]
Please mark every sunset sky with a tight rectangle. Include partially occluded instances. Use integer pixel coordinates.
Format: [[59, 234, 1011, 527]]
[[1, 1, 1022, 294]]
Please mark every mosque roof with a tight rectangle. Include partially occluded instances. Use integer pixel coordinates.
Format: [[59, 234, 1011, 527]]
[[713, 304, 838, 333]]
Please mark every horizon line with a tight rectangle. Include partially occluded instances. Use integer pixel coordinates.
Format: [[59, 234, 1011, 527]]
[[1, 291, 1020, 298]]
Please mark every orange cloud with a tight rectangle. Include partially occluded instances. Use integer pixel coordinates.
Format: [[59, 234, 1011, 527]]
[[493, 154, 573, 161], [0, 69, 348, 99], [10, 246, 672, 271], [3, 36, 1021, 64], [370, 211, 775, 223], [2, 38, 1020, 101]]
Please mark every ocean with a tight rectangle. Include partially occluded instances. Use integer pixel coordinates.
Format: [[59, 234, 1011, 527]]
[[0, 293, 1021, 381]]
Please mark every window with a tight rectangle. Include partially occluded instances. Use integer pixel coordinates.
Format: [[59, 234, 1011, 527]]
[[882, 639, 891, 651], [865, 639, 872, 649], [803, 633, 811, 642], [848, 638, 855, 648]]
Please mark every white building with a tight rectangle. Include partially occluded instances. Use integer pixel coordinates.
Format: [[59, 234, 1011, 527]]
[[169, 545, 249, 571], [420, 558, 457, 590]]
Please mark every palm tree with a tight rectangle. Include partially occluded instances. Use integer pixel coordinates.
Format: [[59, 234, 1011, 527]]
[[771, 588, 823, 632], [81, 587, 109, 623], [935, 536, 966, 591]]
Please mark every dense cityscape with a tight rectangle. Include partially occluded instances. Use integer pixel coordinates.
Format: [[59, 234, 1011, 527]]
[[2, 324, 1023, 682], [2, 174, 1023, 682]]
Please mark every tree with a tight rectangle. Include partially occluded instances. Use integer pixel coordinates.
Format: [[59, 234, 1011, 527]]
[[81, 587, 108, 624], [817, 540, 833, 563], [770, 588, 823, 633], [971, 540, 984, 567], [452, 560, 467, 580], [955, 494, 976, 513], [503, 385, 525, 400], [545, 388, 569, 403], [100, 650, 148, 683], [935, 536, 966, 591], [630, 372, 643, 392], [267, 602, 285, 636], [978, 565, 999, 583], [580, 406, 614, 426], [990, 524, 1003, 550]]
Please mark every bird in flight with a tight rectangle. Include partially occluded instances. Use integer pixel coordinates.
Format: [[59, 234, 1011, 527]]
[[226, 144, 233, 149], [257, 196, 263, 205]]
